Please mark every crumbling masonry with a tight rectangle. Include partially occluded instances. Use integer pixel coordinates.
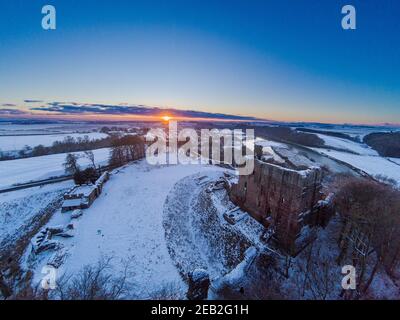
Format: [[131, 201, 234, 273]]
[[229, 146, 325, 256]]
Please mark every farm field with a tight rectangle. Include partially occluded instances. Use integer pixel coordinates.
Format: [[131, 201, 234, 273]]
[[0, 148, 111, 189], [0, 132, 107, 152]]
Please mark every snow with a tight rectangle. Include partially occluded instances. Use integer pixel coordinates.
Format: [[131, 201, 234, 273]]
[[294, 124, 400, 140], [0, 124, 72, 135], [315, 133, 378, 156], [190, 269, 209, 282], [0, 180, 73, 203], [62, 199, 82, 207], [163, 171, 231, 280], [0, 148, 111, 188], [389, 158, 400, 166], [254, 138, 286, 148], [0, 132, 108, 152], [214, 247, 257, 287], [260, 146, 286, 164], [312, 149, 400, 186], [69, 185, 96, 197], [6, 125, 399, 299], [0, 181, 72, 251], [164, 170, 268, 294], [303, 133, 400, 186], [0, 123, 126, 136], [26, 160, 228, 298]]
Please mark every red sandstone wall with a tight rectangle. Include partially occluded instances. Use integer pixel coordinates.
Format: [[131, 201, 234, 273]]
[[229, 159, 322, 254]]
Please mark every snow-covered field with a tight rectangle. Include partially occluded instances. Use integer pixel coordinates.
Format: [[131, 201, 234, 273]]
[[0, 148, 110, 188], [389, 158, 400, 166], [25, 160, 227, 298], [2, 122, 399, 300], [306, 134, 400, 186], [295, 124, 399, 140], [0, 123, 109, 136], [315, 133, 378, 156], [313, 148, 400, 186], [0, 123, 72, 135], [0, 132, 107, 152]]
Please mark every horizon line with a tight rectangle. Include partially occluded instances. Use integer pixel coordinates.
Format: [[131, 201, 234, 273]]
[[1, 113, 399, 128]]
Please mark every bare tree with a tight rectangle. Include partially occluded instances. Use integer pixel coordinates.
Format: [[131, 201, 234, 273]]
[[84, 150, 96, 169], [109, 135, 144, 167], [52, 256, 135, 300], [63, 153, 80, 175], [334, 177, 400, 296], [149, 282, 185, 300], [290, 240, 339, 300]]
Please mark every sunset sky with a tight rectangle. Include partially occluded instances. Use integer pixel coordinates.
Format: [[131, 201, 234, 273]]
[[0, 0, 399, 124]]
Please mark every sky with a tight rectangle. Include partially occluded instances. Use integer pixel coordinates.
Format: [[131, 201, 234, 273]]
[[0, 0, 399, 124]]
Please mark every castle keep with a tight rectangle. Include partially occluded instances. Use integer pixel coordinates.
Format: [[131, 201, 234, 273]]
[[229, 143, 324, 255]]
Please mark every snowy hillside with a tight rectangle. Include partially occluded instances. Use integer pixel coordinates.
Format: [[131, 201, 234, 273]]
[[315, 133, 378, 155], [313, 149, 400, 186], [0, 148, 111, 188], [309, 134, 400, 186], [24, 160, 227, 298], [0, 132, 107, 153], [0, 181, 73, 253]]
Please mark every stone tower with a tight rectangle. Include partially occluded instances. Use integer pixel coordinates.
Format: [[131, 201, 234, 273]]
[[229, 155, 323, 256]]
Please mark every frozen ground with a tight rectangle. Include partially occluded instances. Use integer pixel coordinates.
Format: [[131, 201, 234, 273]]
[[389, 158, 400, 166], [312, 148, 400, 186], [315, 133, 378, 156], [305, 134, 400, 186], [0, 132, 107, 152], [255, 137, 356, 174], [0, 148, 110, 188], [0, 122, 147, 136], [163, 171, 253, 280], [0, 180, 73, 204], [0, 123, 74, 135], [163, 172, 227, 280], [0, 123, 109, 135], [294, 124, 399, 140], [164, 171, 270, 300], [0, 181, 73, 252], [24, 160, 229, 298]]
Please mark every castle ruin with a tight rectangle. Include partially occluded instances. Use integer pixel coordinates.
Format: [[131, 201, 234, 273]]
[[229, 143, 326, 256]]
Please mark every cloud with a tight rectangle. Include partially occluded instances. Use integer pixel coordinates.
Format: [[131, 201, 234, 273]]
[[0, 108, 27, 115], [31, 102, 260, 121], [1, 103, 17, 107], [24, 99, 43, 103]]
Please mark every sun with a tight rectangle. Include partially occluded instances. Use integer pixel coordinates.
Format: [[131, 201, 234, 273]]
[[162, 115, 172, 122]]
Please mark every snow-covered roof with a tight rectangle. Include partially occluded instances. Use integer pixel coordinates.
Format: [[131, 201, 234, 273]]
[[95, 172, 108, 185], [62, 199, 82, 208], [70, 185, 96, 197]]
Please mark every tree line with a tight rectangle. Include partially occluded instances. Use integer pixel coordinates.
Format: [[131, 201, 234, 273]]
[[254, 126, 325, 148], [0, 134, 118, 161], [364, 132, 400, 158], [63, 135, 145, 185], [334, 176, 400, 298]]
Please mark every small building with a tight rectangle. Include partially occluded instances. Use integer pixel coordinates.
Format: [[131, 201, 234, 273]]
[[62, 184, 97, 212], [61, 171, 110, 213], [62, 198, 84, 213]]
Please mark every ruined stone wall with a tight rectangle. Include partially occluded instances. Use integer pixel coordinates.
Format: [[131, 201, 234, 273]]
[[229, 159, 322, 255]]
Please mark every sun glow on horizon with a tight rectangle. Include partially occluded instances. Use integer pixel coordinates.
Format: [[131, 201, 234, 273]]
[[162, 115, 172, 122]]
